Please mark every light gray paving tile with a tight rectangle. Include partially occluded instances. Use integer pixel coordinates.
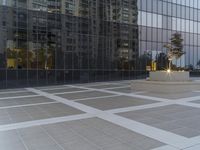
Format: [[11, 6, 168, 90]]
[[57, 90, 115, 100], [77, 95, 156, 110]]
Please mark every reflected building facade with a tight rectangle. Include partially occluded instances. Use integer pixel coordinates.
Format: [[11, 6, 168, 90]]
[[0, 0, 139, 88], [138, 0, 200, 70], [2, 0, 200, 88]]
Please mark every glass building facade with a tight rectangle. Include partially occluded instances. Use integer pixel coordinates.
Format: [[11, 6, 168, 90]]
[[0, 0, 200, 88], [138, 0, 200, 71]]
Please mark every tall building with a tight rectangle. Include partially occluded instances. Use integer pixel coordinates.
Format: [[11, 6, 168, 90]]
[[2, 0, 200, 89]]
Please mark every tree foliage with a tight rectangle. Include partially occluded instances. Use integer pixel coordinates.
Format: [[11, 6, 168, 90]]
[[164, 32, 185, 60], [37, 47, 54, 69]]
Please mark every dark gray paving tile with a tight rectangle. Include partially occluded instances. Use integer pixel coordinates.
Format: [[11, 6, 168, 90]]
[[170, 127, 200, 138], [43, 87, 87, 94], [0, 96, 54, 107], [43, 118, 164, 150], [190, 99, 200, 104], [108, 87, 132, 93], [138, 92, 200, 99], [77, 96, 156, 110], [0, 103, 83, 125], [87, 84, 125, 89], [57, 91, 115, 100], [1, 117, 164, 150], [119, 104, 200, 138], [35, 85, 66, 90], [0, 91, 36, 98], [0, 88, 25, 93], [24, 103, 84, 120]]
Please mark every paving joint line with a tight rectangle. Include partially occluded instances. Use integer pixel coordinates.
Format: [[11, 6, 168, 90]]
[[0, 113, 94, 131], [23, 87, 200, 149], [74, 95, 120, 102], [53, 89, 92, 95], [67, 85, 171, 102], [41, 86, 70, 91], [176, 95, 200, 102], [106, 101, 175, 114], [97, 85, 131, 90]]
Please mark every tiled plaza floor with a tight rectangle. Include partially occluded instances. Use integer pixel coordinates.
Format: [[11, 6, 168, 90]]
[[1, 80, 200, 149]]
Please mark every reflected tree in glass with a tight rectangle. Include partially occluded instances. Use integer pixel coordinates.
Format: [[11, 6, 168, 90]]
[[164, 32, 185, 70]]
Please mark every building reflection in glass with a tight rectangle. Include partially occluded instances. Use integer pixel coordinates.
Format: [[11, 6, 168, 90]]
[[0, 0, 139, 88]]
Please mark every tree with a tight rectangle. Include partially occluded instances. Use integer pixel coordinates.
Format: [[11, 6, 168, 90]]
[[164, 32, 185, 70], [6, 48, 34, 69], [6, 48, 17, 59], [37, 47, 54, 69], [18, 49, 34, 68]]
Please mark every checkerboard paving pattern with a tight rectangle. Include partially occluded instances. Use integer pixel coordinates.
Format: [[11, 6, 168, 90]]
[[1, 80, 200, 149]]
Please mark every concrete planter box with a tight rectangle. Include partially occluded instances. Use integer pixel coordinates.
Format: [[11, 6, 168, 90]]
[[149, 71, 190, 82], [131, 71, 199, 93]]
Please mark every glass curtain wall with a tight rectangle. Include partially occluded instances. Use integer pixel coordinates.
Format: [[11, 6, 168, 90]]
[[138, 0, 200, 72], [2, 0, 200, 89], [0, 0, 139, 88]]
